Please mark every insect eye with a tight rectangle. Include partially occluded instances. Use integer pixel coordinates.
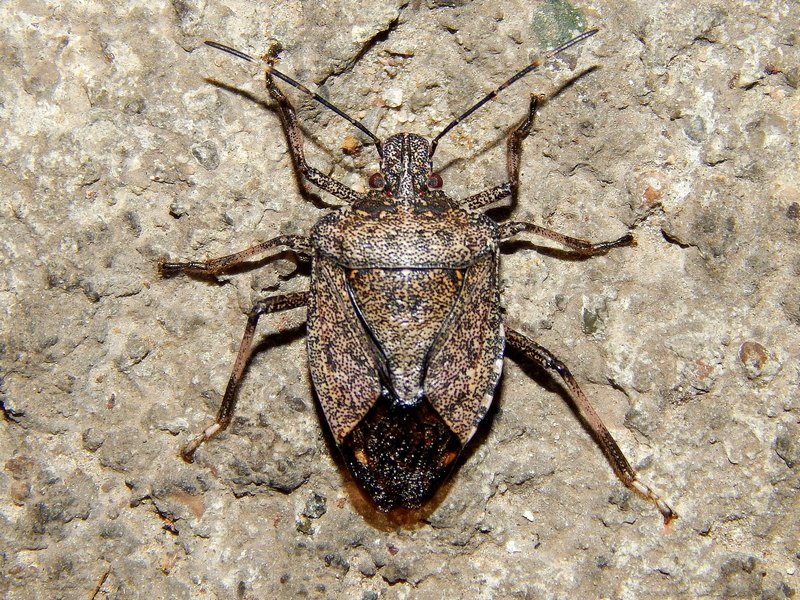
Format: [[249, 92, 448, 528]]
[[426, 173, 443, 189], [368, 173, 385, 189]]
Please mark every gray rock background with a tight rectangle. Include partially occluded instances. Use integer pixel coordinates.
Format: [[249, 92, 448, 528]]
[[1, 0, 798, 597]]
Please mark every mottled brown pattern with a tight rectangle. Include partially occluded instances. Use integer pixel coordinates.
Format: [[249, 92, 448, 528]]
[[304, 135, 508, 502], [426, 255, 504, 443], [348, 268, 461, 405], [306, 257, 383, 444], [313, 203, 498, 268]]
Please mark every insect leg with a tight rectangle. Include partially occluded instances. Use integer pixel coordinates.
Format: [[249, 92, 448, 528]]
[[506, 95, 538, 194], [181, 291, 309, 462], [461, 182, 511, 212], [159, 235, 312, 277], [462, 96, 538, 211], [499, 221, 634, 255], [264, 70, 365, 204], [505, 328, 676, 525]]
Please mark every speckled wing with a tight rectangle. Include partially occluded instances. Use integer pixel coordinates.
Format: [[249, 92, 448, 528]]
[[425, 254, 505, 444], [306, 256, 383, 444]]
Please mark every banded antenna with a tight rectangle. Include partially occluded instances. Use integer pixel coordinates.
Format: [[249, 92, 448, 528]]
[[430, 29, 599, 157], [205, 29, 598, 161], [205, 41, 384, 157]]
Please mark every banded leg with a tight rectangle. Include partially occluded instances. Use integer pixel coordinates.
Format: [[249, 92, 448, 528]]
[[159, 235, 312, 277], [506, 328, 676, 525], [463, 96, 538, 211], [264, 68, 365, 204], [182, 291, 309, 462], [499, 221, 634, 255]]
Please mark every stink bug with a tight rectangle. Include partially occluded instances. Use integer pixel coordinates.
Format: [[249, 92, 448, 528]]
[[161, 29, 676, 525]]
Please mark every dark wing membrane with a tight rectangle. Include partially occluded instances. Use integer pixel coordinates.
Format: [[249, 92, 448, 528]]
[[341, 393, 462, 511], [306, 256, 383, 443], [425, 254, 505, 444]]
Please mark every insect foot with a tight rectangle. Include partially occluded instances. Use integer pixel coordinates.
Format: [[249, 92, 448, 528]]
[[162, 29, 677, 525]]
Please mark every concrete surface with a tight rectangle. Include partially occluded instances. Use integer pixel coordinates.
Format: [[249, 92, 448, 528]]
[[1, 0, 798, 598]]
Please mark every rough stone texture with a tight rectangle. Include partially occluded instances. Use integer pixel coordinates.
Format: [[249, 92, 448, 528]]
[[1, 0, 798, 598]]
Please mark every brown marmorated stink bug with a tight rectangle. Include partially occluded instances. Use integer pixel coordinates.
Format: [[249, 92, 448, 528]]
[[161, 29, 676, 525]]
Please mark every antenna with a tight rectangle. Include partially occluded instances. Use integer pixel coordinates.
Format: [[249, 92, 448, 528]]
[[205, 41, 383, 156], [430, 29, 599, 157]]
